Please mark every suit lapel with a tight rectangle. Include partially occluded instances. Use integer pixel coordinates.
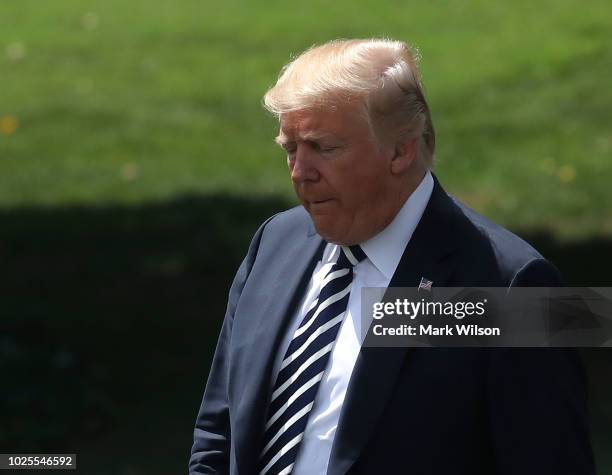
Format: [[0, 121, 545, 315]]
[[327, 177, 460, 475], [234, 223, 324, 475]]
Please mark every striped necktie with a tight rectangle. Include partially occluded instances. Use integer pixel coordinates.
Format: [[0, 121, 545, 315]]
[[258, 244, 367, 475]]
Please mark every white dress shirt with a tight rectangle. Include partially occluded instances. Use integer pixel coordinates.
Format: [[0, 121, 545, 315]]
[[269, 171, 434, 474]]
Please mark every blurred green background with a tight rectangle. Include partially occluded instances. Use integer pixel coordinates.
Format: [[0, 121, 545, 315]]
[[1, 0, 611, 473]]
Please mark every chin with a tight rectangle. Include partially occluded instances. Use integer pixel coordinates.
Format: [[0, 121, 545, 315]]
[[313, 223, 358, 246], [311, 219, 345, 245]]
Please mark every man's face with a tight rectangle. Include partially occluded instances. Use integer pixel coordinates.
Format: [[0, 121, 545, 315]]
[[277, 103, 401, 245]]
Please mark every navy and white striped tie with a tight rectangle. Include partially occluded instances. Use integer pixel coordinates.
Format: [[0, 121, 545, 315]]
[[258, 244, 367, 475]]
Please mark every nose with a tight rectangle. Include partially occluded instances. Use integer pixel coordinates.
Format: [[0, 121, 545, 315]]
[[289, 143, 320, 183]]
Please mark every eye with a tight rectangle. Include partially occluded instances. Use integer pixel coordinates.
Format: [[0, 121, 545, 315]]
[[281, 142, 297, 157], [311, 141, 338, 154]]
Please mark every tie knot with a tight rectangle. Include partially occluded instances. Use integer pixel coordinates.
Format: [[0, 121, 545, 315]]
[[337, 245, 367, 268]]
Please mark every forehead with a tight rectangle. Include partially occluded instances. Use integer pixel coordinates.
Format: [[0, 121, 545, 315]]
[[278, 103, 369, 142]]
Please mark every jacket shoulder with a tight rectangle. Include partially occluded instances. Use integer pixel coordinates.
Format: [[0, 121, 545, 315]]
[[446, 195, 560, 285], [452, 197, 542, 258], [258, 205, 312, 242]]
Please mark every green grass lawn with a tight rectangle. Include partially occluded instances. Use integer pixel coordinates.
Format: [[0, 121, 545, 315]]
[[1, 0, 611, 236], [2, 1, 612, 473]]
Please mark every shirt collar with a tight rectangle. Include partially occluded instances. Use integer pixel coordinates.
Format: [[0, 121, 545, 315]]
[[360, 170, 434, 279]]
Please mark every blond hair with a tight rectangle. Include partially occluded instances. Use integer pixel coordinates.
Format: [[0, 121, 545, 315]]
[[263, 38, 436, 167]]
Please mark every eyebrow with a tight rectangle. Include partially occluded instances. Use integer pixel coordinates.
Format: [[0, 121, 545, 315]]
[[274, 135, 291, 147], [274, 131, 339, 147]]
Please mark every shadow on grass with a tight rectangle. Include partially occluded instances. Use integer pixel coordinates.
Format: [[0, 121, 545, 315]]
[[1, 194, 611, 473]]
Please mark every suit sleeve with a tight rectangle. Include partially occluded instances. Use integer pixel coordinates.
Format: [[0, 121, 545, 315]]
[[189, 219, 270, 474], [488, 258, 595, 475]]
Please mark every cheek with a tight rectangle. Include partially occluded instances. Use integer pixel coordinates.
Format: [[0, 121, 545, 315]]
[[332, 181, 368, 219], [346, 169, 383, 201]]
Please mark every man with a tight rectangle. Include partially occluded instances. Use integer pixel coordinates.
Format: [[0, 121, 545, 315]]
[[190, 39, 594, 474]]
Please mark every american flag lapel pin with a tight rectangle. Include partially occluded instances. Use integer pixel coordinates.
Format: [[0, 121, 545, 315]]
[[418, 277, 433, 292]]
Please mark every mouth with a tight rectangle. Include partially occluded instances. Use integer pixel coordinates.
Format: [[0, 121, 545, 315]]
[[307, 199, 337, 214], [308, 198, 335, 207]]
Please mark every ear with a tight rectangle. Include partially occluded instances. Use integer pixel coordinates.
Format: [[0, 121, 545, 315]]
[[390, 138, 417, 175]]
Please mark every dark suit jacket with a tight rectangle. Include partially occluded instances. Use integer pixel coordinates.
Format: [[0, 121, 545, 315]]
[[190, 177, 595, 475]]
